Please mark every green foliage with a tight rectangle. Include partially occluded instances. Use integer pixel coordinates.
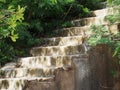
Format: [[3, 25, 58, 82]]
[[8, 0, 103, 36], [87, 25, 112, 46], [105, 14, 120, 24], [106, 0, 120, 57], [0, 5, 25, 42], [0, 1, 26, 65], [88, 0, 120, 78], [88, 0, 120, 56], [0, 0, 105, 65], [76, 0, 103, 10], [0, 41, 15, 65], [107, 0, 120, 6]]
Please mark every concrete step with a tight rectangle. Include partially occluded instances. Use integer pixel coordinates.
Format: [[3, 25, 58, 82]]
[[40, 36, 83, 46], [17, 54, 87, 68], [17, 56, 72, 68], [91, 6, 119, 17], [0, 77, 53, 90], [0, 67, 55, 78], [54, 26, 90, 37], [30, 45, 86, 56], [54, 24, 119, 37], [72, 13, 120, 27], [71, 16, 108, 27], [71, 6, 120, 28], [0, 54, 88, 90]]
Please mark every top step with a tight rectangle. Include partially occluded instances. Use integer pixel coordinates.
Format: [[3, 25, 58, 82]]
[[72, 16, 108, 27], [0, 77, 53, 90], [72, 6, 119, 27], [91, 6, 119, 17]]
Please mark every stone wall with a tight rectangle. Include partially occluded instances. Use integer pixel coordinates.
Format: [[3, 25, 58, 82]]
[[24, 69, 75, 90], [73, 45, 118, 90], [25, 45, 119, 90]]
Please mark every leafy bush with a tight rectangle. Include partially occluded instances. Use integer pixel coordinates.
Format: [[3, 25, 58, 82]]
[[0, 0, 105, 65], [88, 0, 120, 57], [0, 0, 26, 65], [0, 5, 25, 42], [87, 25, 113, 46], [8, 0, 104, 36], [88, 0, 120, 78]]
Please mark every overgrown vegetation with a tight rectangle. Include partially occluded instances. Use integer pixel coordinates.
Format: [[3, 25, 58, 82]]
[[88, 0, 120, 78], [0, 0, 104, 65], [88, 0, 120, 58], [0, 1, 26, 65], [10, 0, 105, 37]]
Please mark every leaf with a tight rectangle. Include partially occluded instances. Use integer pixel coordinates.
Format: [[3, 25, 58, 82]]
[[113, 46, 120, 57], [51, 0, 57, 4], [10, 34, 18, 42], [83, 8, 89, 13], [99, 38, 110, 44]]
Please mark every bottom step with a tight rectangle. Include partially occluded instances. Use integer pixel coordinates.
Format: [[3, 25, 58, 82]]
[[0, 68, 75, 90], [0, 77, 54, 90]]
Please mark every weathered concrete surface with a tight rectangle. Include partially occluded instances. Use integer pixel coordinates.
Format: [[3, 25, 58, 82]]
[[24, 69, 75, 90], [90, 45, 109, 90], [25, 81, 57, 90], [72, 45, 115, 90], [73, 54, 100, 90], [91, 45, 118, 90], [105, 45, 120, 90], [25, 45, 115, 90], [60, 69, 75, 90]]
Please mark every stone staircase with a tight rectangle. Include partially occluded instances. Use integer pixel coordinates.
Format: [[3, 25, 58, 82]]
[[0, 5, 119, 90]]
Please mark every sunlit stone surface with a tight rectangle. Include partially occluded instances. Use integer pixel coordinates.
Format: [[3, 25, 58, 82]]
[[0, 5, 119, 90], [42, 36, 83, 46], [92, 6, 120, 17], [31, 45, 85, 56]]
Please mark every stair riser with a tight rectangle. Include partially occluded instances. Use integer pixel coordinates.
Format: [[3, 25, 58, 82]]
[[1, 68, 55, 78], [18, 56, 71, 68], [55, 26, 90, 37], [72, 16, 108, 27], [31, 45, 86, 56], [0, 79, 26, 90], [73, 7, 120, 27], [41, 36, 83, 46], [92, 7, 119, 17], [55, 24, 119, 37], [0, 78, 53, 90]]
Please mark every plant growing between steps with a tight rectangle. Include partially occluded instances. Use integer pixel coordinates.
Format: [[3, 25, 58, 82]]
[[87, 25, 113, 46], [88, 0, 120, 79]]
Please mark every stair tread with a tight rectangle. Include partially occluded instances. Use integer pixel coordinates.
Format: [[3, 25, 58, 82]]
[[32, 44, 84, 49], [1, 66, 57, 71], [0, 76, 54, 81], [18, 54, 88, 67], [19, 54, 88, 59], [54, 23, 119, 37], [56, 23, 119, 32], [30, 44, 86, 56], [0, 77, 54, 90], [72, 15, 107, 27], [40, 35, 83, 46], [0, 66, 56, 78], [43, 35, 83, 40], [91, 6, 119, 17]]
